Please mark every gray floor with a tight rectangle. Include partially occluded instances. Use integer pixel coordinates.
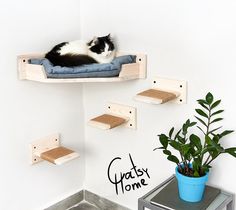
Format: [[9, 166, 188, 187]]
[[69, 201, 100, 210]]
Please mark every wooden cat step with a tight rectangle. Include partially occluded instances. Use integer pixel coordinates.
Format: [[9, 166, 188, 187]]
[[39, 146, 79, 165], [135, 89, 179, 104], [30, 133, 79, 165], [134, 77, 187, 104], [89, 114, 128, 130], [88, 103, 137, 130]]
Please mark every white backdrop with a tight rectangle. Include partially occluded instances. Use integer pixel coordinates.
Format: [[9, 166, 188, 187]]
[[81, 0, 236, 209], [0, 0, 84, 210]]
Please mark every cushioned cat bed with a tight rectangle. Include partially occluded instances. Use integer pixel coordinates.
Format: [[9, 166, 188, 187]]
[[29, 55, 136, 79], [18, 52, 146, 83]]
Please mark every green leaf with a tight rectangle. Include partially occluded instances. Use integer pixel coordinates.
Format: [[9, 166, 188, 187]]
[[205, 135, 212, 145], [182, 123, 188, 133], [190, 122, 197, 127], [212, 135, 220, 144], [159, 134, 168, 149], [190, 134, 202, 150], [195, 109, 208, 118], [195, 116, 207, 127], [225, 148, 236, 158], [206, 92, 214, 105], [198, 101, 209, 111], [174, 129, 181, 140], [153, 146, 164, 151], [167, 155, 180, 164], [186, 119, 190, 126], [169, 141, 181, 151], [219, 130, 234, 138], [197, 99, 208, 105], [197, 126, 206, 135], [201, 145, 215, 155], [163, 149, 172, 156], [209, 126, 222, 134], [211, 118, 223, 124], [177, 136, 185, 144], [181, 144, 191, 156], [169, 127, 174, 138], [206, 135, 224, 152], [211, 110, 224, 117], [211, 100, 221, 109]]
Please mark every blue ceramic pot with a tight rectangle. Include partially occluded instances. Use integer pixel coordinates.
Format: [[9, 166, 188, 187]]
[[175, 166, 209, 202]]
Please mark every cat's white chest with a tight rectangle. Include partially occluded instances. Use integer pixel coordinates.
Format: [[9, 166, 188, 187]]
[[58, 40, 88, 55]]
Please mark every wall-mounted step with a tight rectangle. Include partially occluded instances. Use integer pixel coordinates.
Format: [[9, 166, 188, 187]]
[[88, 103, 137, 130], [30, 133, 79, 165], [89, 114, 127, 130], [134, 77, 187, 104]]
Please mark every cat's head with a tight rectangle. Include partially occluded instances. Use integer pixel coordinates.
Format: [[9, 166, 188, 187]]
[[87, 34, 115, 59]]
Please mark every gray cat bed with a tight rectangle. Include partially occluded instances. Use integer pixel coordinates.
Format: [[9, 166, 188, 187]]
[[29, 55, 136, 78]]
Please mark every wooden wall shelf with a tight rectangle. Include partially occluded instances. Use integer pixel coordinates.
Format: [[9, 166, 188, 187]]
[[30, 133, 79, 165], [134, 77, 187, 104], [17, 52, 146, 83], [88, 103, 137, 130]]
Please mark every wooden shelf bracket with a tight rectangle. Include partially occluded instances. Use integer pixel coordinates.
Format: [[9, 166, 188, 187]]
[[134, 77, 187, 104], [29, 133, 79, 165], [88, 103, 137, 130]]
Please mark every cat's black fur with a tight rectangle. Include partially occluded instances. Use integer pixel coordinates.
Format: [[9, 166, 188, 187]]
[[45, 35, 115, 67], [45, 42, 97, 67]]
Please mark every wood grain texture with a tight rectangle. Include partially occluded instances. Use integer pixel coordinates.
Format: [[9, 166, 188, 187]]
[[137, 89, 177, 104], [89, 114, 127, 129], [40, 146, 75, 164]]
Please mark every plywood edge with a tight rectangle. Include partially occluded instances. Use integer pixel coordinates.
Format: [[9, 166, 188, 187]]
[[54, 152, 80, 165], [135, 89, 180, 104], [134, 94, 163, 104], [119, 63, 140, 78], [40, 146, 79, 165], [88, 114, 127, 130], [88, 120, 111, 130]]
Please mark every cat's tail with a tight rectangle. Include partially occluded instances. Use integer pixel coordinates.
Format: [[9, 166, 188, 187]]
[[45, 52, 97, 67]]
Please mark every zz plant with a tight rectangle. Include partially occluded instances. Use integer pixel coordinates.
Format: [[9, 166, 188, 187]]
[[154, 92, 235, 177]]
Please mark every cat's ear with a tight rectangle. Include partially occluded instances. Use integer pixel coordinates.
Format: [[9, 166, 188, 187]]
[[107, 34, 111, 39], [87, 36, 98, 46]]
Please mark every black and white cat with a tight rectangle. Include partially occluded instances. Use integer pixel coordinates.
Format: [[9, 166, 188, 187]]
[[45, 34, 116, 67]]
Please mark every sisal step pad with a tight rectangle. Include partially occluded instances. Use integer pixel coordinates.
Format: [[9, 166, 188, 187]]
[[135, 89, 178, 104], [40, 146, 79, 165], [89, 114, 127, 130]]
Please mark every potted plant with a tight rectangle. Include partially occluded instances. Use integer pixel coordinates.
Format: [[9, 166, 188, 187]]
[[154, 93, 235, 202]]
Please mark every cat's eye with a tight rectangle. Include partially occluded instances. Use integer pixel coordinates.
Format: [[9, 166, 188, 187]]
[[101, 49, 104, 52]]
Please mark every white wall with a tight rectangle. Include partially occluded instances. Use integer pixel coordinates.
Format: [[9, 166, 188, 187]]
[[0, 1, 85, 210], [81, 0, 236, 209]]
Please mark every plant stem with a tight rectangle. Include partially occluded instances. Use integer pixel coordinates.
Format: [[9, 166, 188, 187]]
[[201, 104, 212, 164]]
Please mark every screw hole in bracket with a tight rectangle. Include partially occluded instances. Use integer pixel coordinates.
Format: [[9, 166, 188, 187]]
[[139, 58, 142, 61], [23, 59, 26, 62], [180, 99, 183, 102], [153, 81, 156, 84], [108, 106, 111, 109]]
